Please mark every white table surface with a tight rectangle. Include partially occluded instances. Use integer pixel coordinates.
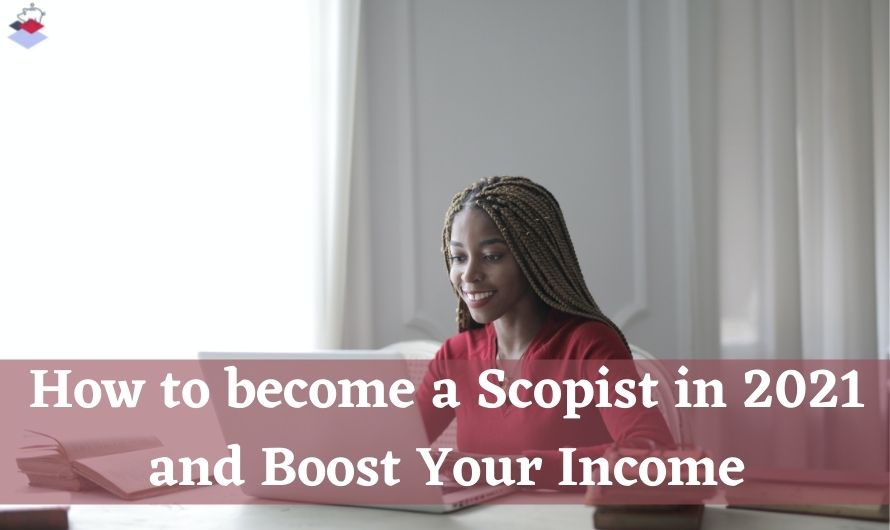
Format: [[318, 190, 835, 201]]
[[67, 498, 889, 530]]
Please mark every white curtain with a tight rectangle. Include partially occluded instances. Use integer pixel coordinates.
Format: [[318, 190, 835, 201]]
[[701, 0, 888, 470], [315, 0, 363, 349], [713, 0, 888, 361]]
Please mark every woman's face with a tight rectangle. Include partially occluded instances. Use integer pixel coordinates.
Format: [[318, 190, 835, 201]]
[[448, 207, 536, 324]]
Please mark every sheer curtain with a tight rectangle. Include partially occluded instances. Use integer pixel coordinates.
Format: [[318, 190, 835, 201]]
[[708, 0, 888, 361], [316, 0, 363, 349], [691, 0, 888, 470]]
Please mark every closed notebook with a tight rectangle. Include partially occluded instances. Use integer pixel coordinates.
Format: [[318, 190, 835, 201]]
[[0, 506, 68, 530], [593, 504, 704, 530], [727, 503, 888, 522], [726, 468, 889, 522]]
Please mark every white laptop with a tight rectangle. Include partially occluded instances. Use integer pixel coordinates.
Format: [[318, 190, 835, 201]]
[[198, 351, 513, 513]]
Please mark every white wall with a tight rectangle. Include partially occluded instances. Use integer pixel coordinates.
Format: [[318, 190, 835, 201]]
[[354, 0, 706, 357], [354, 0, 887, 361]]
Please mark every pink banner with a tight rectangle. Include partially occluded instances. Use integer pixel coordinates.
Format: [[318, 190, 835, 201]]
[[1, 359, 887, 506]]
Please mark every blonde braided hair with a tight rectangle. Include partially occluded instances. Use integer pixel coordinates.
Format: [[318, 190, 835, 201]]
[[442, 176, 628, 348]]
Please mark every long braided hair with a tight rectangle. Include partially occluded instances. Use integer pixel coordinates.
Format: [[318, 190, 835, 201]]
[[442, 176, 628, 348]]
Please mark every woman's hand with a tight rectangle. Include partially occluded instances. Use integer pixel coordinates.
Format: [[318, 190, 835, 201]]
[[433, 448, 531, 488]]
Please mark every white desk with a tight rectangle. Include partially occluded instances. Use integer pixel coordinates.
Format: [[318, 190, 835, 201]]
[[68, 499, 888, 530]]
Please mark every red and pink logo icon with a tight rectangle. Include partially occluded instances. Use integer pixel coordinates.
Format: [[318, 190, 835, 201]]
[[9, 3, 47, 49]]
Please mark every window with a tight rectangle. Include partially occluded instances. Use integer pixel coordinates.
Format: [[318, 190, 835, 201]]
[[0, 1, 327, 358]]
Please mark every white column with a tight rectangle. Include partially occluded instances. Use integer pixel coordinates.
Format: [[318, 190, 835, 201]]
[[717, 0, 763, 359], [796, 0, 877, 359], [871, 0, 889, 361], [759, 0, 802, 359]]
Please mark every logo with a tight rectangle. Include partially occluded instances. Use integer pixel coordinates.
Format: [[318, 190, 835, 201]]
[[9, 3, 46, 49]]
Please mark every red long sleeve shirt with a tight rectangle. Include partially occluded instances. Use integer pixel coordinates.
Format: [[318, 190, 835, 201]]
[[415, 308, 675, 489]]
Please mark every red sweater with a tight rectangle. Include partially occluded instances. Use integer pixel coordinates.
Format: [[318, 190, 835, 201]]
[[415, 308, 675, 489]]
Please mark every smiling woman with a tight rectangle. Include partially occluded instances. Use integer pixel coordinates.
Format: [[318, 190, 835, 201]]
[[415, 176, 675, 489], [447, 207, 544, 349]]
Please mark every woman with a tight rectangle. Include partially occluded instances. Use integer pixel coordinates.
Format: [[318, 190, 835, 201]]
[[415, 176, 674, 489]]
